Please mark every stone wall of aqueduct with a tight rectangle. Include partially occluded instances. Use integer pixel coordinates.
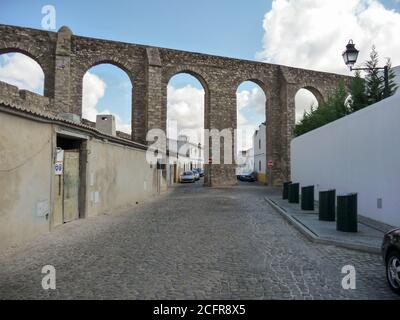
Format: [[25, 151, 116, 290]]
[[0, 24, 350, 186]]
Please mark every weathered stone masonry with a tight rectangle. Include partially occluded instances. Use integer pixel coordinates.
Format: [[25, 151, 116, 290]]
[[0, 24, 350, 187]]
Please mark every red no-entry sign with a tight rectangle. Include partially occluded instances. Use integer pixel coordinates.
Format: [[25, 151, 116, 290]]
[[268, 160, 274, 169]]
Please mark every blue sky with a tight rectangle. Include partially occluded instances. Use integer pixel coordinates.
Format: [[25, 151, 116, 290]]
[[1, 0, 398, 60], [1, 0, 399, 145], [0, 0, 271, 61]]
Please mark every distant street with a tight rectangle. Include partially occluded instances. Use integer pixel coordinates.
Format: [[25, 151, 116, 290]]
[[0, 182, 397, 300]]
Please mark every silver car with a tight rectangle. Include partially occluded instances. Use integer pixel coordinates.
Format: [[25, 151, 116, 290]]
[[192, 170, 200, 181], [180, 171, 195, 183]]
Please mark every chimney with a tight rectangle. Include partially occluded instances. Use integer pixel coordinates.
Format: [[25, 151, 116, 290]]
[[96, 115, 116, 136]]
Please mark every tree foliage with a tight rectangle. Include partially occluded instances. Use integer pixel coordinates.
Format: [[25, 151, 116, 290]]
[[348, 71, 368, 113], [294, 81, 349, 137], [294, 47, 398, 137]]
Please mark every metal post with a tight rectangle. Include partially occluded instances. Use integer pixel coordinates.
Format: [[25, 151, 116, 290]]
[[384, 65, 389, 98], [268, 167, 272, 186]]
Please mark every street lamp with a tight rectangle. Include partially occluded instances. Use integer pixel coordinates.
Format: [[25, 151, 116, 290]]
[[343, 40, 389, 98]]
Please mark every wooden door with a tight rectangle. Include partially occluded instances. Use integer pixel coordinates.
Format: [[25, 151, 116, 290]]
[[53, 170, 64, 227], [63, 150, 80, 223]]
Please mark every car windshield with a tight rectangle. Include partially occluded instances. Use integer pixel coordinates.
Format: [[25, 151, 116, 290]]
[[183, 172, 193, 176]]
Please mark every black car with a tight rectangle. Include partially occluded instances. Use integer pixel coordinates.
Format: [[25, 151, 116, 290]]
[[198, 168, 204, 177], [382, 228, 400, 295], [237, 172, 256, 182]]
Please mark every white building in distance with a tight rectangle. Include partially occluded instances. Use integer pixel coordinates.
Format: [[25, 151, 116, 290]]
[[253, 122, 267, 183]]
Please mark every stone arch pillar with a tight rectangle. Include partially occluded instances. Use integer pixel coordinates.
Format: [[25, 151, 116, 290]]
[[205, 85, 237, 187], [276, 81, 298, 185], [145, 47, 163, 135], [54, 26, 73, 114]]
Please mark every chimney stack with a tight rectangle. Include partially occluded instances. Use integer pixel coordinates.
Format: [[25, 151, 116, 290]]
[[96, 115, 116, 136]]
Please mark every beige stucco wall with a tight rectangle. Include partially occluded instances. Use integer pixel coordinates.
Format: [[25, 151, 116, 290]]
[[0, 113, 53, 250], [0, 111, 159, 251], [85, 138, 158, 217]]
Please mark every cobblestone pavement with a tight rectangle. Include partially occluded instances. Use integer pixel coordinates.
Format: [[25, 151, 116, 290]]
[[0, 182, 398, 300]]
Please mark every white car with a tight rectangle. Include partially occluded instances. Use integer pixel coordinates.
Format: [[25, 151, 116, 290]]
[[180, 171, 195, 183], [192, 170, 200, 181]]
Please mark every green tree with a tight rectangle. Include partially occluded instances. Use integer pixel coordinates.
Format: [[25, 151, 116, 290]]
[[365, 46, 383, 104], [294, 81, 349, 137], [364, 46, 398, 104], [348, 71, 368, 112], [386, 58, 399, 97], [293, 47, 398, 137]]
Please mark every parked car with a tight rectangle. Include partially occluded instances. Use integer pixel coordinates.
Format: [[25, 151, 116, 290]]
[[382, 228, 400, 295], [198, 168, 204, 177], [237, 172, 257, 182], [193, 168, 204, 178], [192, 170, 200, 181], [180, 171, 196, 183]]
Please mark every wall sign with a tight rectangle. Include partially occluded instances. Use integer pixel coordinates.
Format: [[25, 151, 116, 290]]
[[55, 149, 64, 175]]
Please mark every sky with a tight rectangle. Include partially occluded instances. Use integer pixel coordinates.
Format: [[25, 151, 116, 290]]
[[1, 0, 400, 148]]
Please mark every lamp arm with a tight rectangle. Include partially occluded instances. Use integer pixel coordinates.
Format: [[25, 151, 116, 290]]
[[350, 66, 386, 71]]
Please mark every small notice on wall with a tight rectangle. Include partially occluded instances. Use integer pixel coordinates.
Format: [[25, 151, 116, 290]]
[[55, 149, 64, 175], [55, 162, 63, 175]]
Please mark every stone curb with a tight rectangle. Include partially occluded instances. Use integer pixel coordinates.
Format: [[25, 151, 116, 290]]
[[264, 196, 381, 255]]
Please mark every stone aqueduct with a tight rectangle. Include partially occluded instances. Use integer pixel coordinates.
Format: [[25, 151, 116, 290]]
[[0, 24, 350, 187]]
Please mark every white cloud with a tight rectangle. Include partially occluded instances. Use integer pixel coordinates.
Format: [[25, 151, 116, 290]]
[[82, 72, 106, 122], [236, 87, 267, 151], [0, 53, 44, 94], [257, 0, 400, 122], [167, 84, 205, 142], [237, 87, 266, 115], [82, 72, 131, 134], [257, 0, 400, 75]]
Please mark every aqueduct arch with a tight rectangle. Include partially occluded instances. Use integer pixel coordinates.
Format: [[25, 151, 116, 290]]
[[0, 24, 351, 187]]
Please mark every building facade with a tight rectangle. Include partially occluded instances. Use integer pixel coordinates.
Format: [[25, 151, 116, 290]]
[[236, 148, 254, 175], [0, 90, 162, 250], [166, 135, 204, 185], [253, 122, 268, 183], [291, 68, 400, 227]]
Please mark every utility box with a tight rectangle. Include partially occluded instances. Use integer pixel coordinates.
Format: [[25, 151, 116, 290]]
[[301, 186, 314, 211], [96, 114, 116, 136], [319, 190, 336, 221], [288, 183, 300, 204], [337, 193, 358, 233], [283, 181, 292, 200]]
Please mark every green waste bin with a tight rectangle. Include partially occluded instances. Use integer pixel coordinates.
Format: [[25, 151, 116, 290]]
[[283, 181, 292, 200], [319, 190, 336, 221], [301, 186, 314, 211], [337, 193, 358, 233], [288, 183, 300, 204]]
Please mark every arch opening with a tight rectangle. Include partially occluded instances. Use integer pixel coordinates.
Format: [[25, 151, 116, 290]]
[[0, 52, 45, 95], [295, 88, 321, 124], [82, 63, 132, 134], [236, 81, 267, 180], [167, 73, 205, 176]]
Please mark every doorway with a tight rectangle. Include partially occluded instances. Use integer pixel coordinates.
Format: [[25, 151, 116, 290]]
[[53, 135, 86, 227]]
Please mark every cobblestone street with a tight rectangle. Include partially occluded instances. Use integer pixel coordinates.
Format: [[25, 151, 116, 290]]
[[0, 183, 398, 300]]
